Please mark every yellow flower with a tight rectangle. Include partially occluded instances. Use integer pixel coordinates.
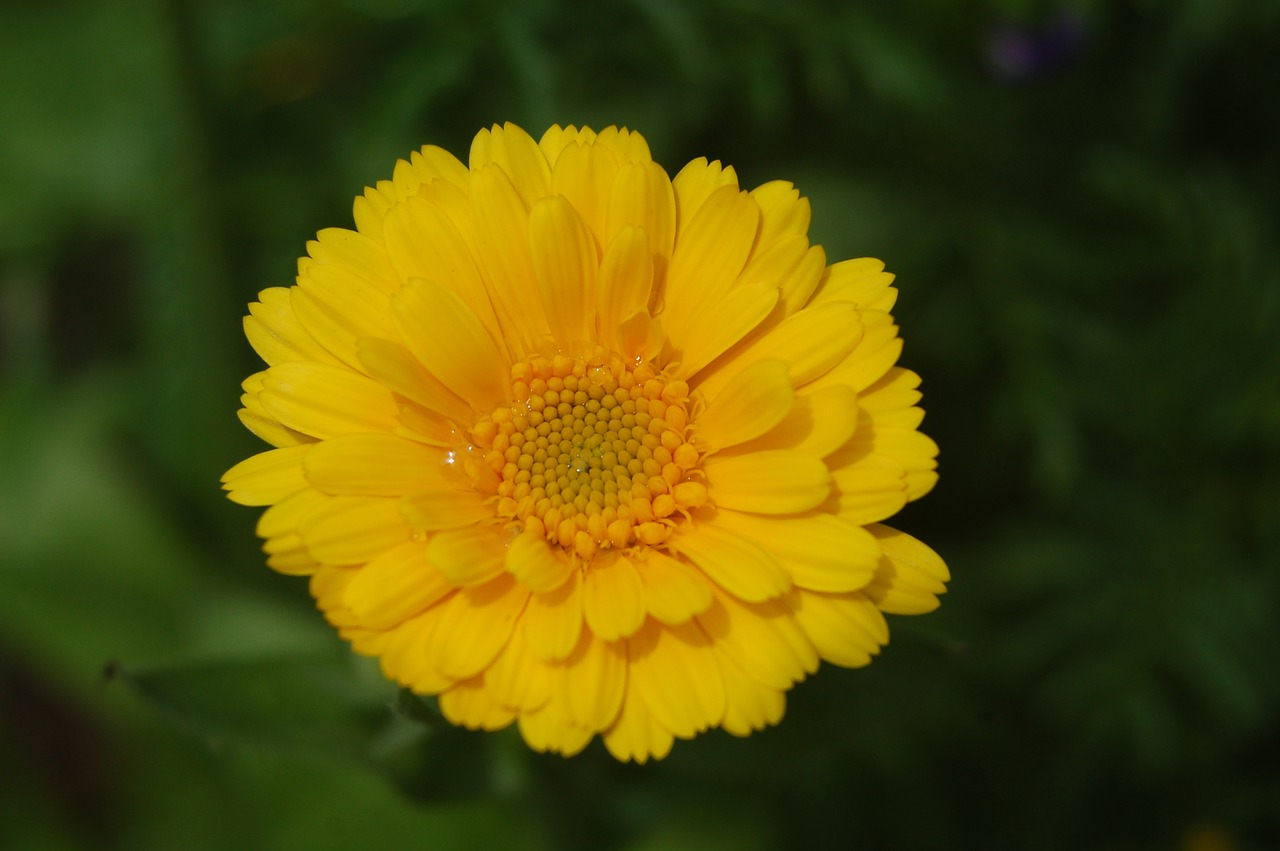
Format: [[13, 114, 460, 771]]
[[222, 123, 948, 762]]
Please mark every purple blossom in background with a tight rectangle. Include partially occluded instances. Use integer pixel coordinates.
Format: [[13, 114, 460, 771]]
[[987, 11, 1087, 81]]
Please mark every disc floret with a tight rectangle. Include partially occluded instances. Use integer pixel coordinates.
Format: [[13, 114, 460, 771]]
[[467, 348, 706, 561]]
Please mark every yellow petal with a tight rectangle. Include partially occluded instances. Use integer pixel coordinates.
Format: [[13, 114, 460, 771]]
[[517, 699, 594, 757], [671, 157, 739, 232], [582, 557, 646, 641], [791, 589, 888, 668], [379, 605, 455, 694], [346, 626, 391, 658], [556, 628, 626, 730], [221, 444, 311, 506], [864, 523, 949, 614], [353, 181, 395, 237], [829, 455, 909, 526], [391, 144, 470, 199], [483, 618, 552, 713], [750, 180, 811, 246], [695, 301, 864, 400], [356, 337, 472, 425], [830, 407, 938, 505], [715, 648, 786, 736], [256, 486, 326, 539], [291, 267, 395, 372], [309, 564, 358, 623], [304, 228, 399, 293], [874, 427, 939, 501], [704, 449, 831, 514], [529, 195, 598, 349], [399, 489, 491, 532], [469, 164, 550, 351], [381, 194, 502, 344], [592, 126, 652, 165], [523, 571, 584, 662], [344, 540, 453, 629], [236, 368, 308, 447], [857, 367, 925, 429], [430, 574, 529, 680], [263, 535, 320, 576], [627, 619, 725, 738], [606, 161, 676, 268], [389, 278, 508, 412], [506, 530, 575, 592], [393, 400, 459, 447], [258, 361, 400, 439], [779, 245, 827, 317], [633, 550, 713, 625], [299, 496, 413, 565], [671, 522, 791, 603], [662, 185, 760, 348], [602, 681, 675, 764], [616, 308, 666, 364], [426, 525, 507, 587], [745, 384, 859, 458], [469, 122, 551, 208], [244, 287, 342, 368], [711, 509, 880, 593], [439, 678, 515, 731], [537, 123, 590, 165], [738, 235, 825, 319], [674, 283, 780, 380], [806, 257, 898, 313], [695, 588, 817, 690], [804, 309, 902, 394], [549, 137, 620, 248], [303, 433, 452, 496], [237, 404, 310, 449], [696, 358, 794, 450], [597, 225, 655, 354]]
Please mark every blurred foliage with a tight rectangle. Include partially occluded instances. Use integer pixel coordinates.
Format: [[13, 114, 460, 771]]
[[2, 0, 1278, 848]]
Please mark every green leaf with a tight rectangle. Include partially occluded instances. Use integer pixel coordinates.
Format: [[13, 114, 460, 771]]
[[111, 654, 394, 759]]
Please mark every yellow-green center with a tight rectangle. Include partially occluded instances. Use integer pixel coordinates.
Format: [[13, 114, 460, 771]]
[[466, 351, 707, 560]]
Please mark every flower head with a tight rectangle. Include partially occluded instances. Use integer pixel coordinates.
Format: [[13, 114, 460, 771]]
[[222, 123, 948, 761]]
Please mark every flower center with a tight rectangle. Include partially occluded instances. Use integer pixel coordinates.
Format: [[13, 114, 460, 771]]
[[466, 349, 707, 561]]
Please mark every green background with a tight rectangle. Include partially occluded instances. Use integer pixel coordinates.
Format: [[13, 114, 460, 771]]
[[2, 0, 1277, 848]]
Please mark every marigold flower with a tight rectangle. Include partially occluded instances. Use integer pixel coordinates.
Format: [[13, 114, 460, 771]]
[[222, 123, 948, 762]]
